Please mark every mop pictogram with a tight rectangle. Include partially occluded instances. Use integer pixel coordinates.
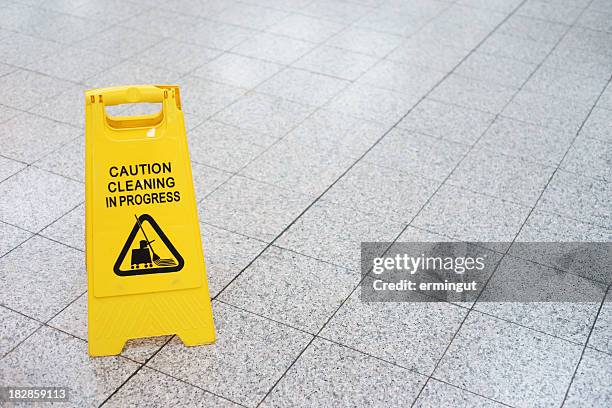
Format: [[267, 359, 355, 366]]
[[113, 213, 184, 276]]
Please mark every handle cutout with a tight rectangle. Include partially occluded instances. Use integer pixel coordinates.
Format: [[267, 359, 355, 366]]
[[104, 103, 164, 130]]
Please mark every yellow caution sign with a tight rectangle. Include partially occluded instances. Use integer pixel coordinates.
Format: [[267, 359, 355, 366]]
[[85, 85, 215, 357]]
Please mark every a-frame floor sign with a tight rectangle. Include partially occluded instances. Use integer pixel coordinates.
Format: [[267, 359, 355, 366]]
[[85, 85, 215, 357]]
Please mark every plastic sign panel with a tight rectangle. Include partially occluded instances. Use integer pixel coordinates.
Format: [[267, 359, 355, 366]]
[[85, 85, 215, 357]]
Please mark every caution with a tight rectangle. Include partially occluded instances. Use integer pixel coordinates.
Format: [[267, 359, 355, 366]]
[[85, 85, 215, 357]]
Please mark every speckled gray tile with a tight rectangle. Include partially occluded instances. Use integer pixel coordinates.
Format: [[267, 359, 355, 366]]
[[84, 60, 181, 89], [387, 37, 468, 72], [0, 104, 20, 124], [580, 9, 612, 33], [193, 53, 282, 89], [300, 0, 373, 24], [0, 31, 63, 67], [276, 200, 403, 271], [39, 203, 84, 251], [200, 223, 267, 298], [580, 107, 612, 144], [503, 90, 592, 133], [543, 44, 612, 81], [0, 236, 84, 321], [148, 302, 312, 407], [0, 326, 139, 407], [477, 117, 574, 166], [414, 379, 506, 408], [191, 162, 233, 201], [188, 120, 268, 172], [357, 59, 445, 97], [132, 39, 221, 75], [475, 255, 605, 344], [0, 113, 80, 164], [233, 32, 315, 64], [354, 8, 429, 37], [455, 51, 536, 88], [213, 3, 289, 30], [262, 337, 427, 407], [214, 92, 315, 138], [561, 136, 611, 181], [0, 221, 31, 257], [175, 19, 256, 50], [29, 84, 87, 128], [46, 293, 171, 363], [0, 69, 72, 111], [105, 366, 241, 408], [410, 22, 489, 52], [240, 137, 354, 196], [598, 84, 612, 110], [479, 31, 554, 64], [326, 83, 418, 126], [498, 14, 569, 44], [325, 26, 403, 58], [517, 0, 583, 24], [320, 284, 467, 374], [200, 175, 312, 241], [292, 45, 378, 81], [537, 170, 611, 228], [564, 348, 612, 407], [220, 246, 356, 333], [257, 68, 349, 107], [517, 210, 612, 243], [434, 312, 583, 407], [324, 161, 439, 223], [267, 14, 345, 43], [448, 148, 555, 206], [178, 76, 247, 119], [0, 305, 40, 357], [524, 66, 609, 106], [588, 290, 612, 354], [0, 167, 82, 232], [430, 74, 516, 114], [398, 99, 496, 145], [34, 137, 84, 182], [413, 184, 531, 246], [0, 156, 26, 183], [438, 4, 507, 31], [365, 128, 469, 181], [560, 26, 612, 58], [75, 25, 162, 59], [119, 8, 201, 38], [284, 109, 387, 159]]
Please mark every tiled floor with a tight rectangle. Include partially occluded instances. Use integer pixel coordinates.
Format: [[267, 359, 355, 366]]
[[0, 0, 611, 407]]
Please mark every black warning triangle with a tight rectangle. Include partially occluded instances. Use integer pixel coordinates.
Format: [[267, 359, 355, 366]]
[[114, 214, 184, 276]]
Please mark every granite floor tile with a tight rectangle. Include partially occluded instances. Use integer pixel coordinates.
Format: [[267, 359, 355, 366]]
[[479, 32, 554, 64], [563, 348, 612, 407], [212, 3, 289, 30], [175, 19, 255, 51], [398, 98, 495, 145], [200, 175, 313, 241], [0, 156, 26, 183], [133, 39, 222, 75], [598, 84, 612, 110], [0, 69, 73, 111], [517, 0, 583, 25], [543, 44, 612, 81], [39, 203, 84, 251], [455, 51, 536, 88], [292, 45, 378, 81], [502, 90, 592, 133], [365, 128, 470, 181], [579, 107, 612, 143], [477, 116, 575, 166], [83, 61, 181, 89], [0, 31, 63, 67], [21, 13, 106, 45], [214, 92, 315, 138], [220, 246, 357, 333], [148, 302, 313, 407], [323, 161, 439, 223], [0, 305, 40, 357], [276, 199, 404, 271], [475, 255, 605, 344], [560, 26, 612, 58], [0, 235, 85, 322], [261, 338, 427, 407], [433, 312, 583, 407], [430, 74, 517, 114], [536, 170, 611, 228], [193, 53, 283, 89], [0, 326, 140, 407], [28, 84, 88, 128], [498, 14, 569, 44], [524, 66, 609, 106], [0, 166, 82, 232], [320, 284, 468, 375], [447, 147, 555, 206], [267, 14, 345, 43], [0, 221, 31, 257], [257, 68, 350, 107], [326, 83, 418, 126], [33, 137, 84, 182], [188, 120, 268, 172], [119, 8, 202, 38], [178, 76, 247, 119], [414, 379, 507, 408], [325, 26, 404, 58], [0, 104, 20, 124], [357, 59, 445, 96], [387, 37, 468, 72], [76, 25, 163, 59], [66, 0, 144, 23], [561, 136, 611, 181], [200, 223, 267, 298], [233, 32, 315, 65], [412, 21, 490, 52], [413, 184, 531, 246], [299, 0, 374, 24], [239, 137, 354, 196], [353, 8, 429, 37], [190, 162, 233, 202], [105, 366, 241, 408], [588, 290, 612, 354]]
